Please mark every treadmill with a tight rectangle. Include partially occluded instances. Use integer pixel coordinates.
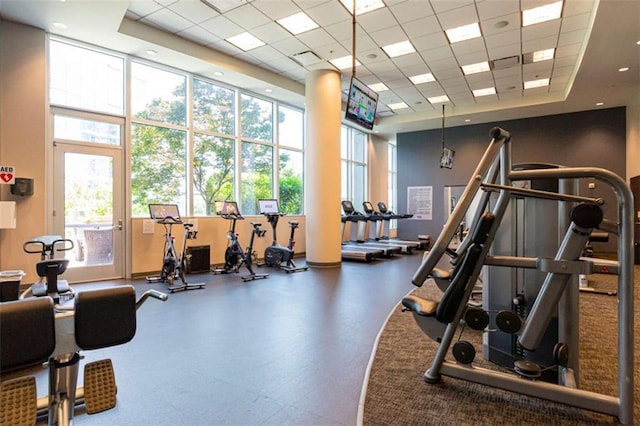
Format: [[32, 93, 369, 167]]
[[361, 201, 417, 254], [376, 202, 430, 250], [341, 214, 384, 261], [341, 201, 402, 256]]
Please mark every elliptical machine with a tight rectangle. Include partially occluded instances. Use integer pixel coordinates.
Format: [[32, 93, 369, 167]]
[[258, 199, 307, 273], [22, 235, 75, 304], [211, 201, 268, 282], [145, 204, 205, 292]]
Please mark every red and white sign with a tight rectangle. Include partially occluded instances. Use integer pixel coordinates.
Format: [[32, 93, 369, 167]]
[[0, 166, 15, 184]]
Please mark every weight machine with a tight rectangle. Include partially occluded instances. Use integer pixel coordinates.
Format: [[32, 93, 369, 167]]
[[22, 235, 75, 304], [145, 204, 205, 292], [401, 127, 634, 424]]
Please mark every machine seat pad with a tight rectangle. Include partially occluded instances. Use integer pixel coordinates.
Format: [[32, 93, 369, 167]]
[[74, 286, 137, 350], [430, 267, 450, 280], [0, 297, 55, 372], [402, 295, 438, 317], [35, 259, 69, 278]]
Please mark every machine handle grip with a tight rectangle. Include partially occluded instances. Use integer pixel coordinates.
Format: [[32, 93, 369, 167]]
[[136, 289, 169, 309]]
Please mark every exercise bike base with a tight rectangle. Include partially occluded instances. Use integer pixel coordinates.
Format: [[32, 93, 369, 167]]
[[241, 274, 268, 282]]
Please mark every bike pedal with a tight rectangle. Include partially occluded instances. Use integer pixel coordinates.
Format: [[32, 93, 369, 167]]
[[84, 359, 117, 414], [0, 376, 37, 426]]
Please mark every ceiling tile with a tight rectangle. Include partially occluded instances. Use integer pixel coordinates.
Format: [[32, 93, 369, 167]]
[[177, 25, 221, 45], [429, 0, 475, 14], [402, 15, 441, 39], [246, 44, 285, 63], [481, 13, 520, 36], [391, 52, 423, 69], [389, 1, 435, 24], [437, 4, 478, 29], [561, 12, 594, 32], [476, 0, 520, 20], [128, 1, 165, 18], [522, 35, 558, 52], [224, 4, 271, 30], [296, 28, 337, 48], [555, 42, 581, 57], [487, 44, 521, 61], [200, 15, 244, 39], [168, 1, 220, 24], [563, 0, 597, 17], [558, 29, 589, 46], [450, 37, 486, 56], [411, 31, 449, 52], [357, 7, 398, 33], [251, 22, 291, 44], [492, 66, 522, 78], [522, 20, 561, 41], [314, 42, 349, 61], [429, 57, 462, 72], [305, 1, 351, 26], [368, 26, 410, 46], [325, 21, 359, 44], [271, 37, 311, 56], [419, 45, 455, 62], [210, 39, 245, 56], [484, 29, 521, 49], [252, 0, 301, 20], [141, 8, 194, 33]]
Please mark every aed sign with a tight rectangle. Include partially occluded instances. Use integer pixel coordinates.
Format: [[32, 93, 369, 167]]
[[0, 166, 15, 184]]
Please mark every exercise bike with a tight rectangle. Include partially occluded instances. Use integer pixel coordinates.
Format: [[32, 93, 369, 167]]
[[145, 204, 205, 292], [258, 198, 307, 273], [21, 235, 75, 304], [211, 201, 268, 282]]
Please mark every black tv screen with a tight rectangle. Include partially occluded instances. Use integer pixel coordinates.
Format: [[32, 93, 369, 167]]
[[345, 77, 378, 130]]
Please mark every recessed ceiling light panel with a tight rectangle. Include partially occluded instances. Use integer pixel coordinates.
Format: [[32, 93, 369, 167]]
[[387, 102, 409, 110], [462, 61, 490, 75], [524, 78, 550, 89], [226, 32, 265, 51], [409, 73, 435, 84], [368, 82, 389, 92], [427, 95, 450, 104], [339, 0, 385, 16], [329, 55, 361, 70], [277, 12, 319, 35], [445, 22, 481, 43], [382, 40, 415, 58], [472, 87, 496, 97], [522, 1, 563, 27]]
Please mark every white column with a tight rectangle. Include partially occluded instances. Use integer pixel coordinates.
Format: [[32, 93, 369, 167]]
[[304, 69, 342, 267]]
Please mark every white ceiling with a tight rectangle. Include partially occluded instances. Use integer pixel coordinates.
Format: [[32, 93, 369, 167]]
[[1, 0, 638, 140]]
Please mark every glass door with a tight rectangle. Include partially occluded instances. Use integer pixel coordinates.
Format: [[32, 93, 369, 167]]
[[51, 111, 125, 282]]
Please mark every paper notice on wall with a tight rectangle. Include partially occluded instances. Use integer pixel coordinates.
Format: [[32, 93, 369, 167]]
[[407, 186, 432, 220]]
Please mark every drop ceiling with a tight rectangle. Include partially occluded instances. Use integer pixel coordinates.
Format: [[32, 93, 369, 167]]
[[0, 0, 638, 140]]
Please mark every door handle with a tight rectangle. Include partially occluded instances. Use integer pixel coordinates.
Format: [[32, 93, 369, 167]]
[[116, 219, 123, 230]]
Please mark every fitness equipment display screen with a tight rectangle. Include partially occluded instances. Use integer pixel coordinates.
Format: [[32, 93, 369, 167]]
[[345, 76, 378, 130], [220, 201, 239, 216], [258, 199, 279, 215], [148, 204, 181, 220]]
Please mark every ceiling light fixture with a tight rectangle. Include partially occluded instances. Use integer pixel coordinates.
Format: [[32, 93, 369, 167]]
[[329, 55, 361, 70], [52, 22, 67, 29], [473, 87, 496, 97], [146, 49, 158, 56], [277, 12, 319, 35], [200, 0, 251, 14], [445, 23, 481, 43], [382, 40, 415, 58], [339, 0, 385, 16], [462, 61, 490, 75], [533, 48, 555, 62], [524, 78, 550, 89], [409, 73, 435, 85], [428, 95, 450, 104], [522, 1, 563, 27], [291, 51, 323, 67], [596, 102, 604, 106], [214, 71, 224, 76], [618, 67, 629, 72], [226, 32, 265, 51], [387, 102, 409, 110], [368, 82, 389, 92]]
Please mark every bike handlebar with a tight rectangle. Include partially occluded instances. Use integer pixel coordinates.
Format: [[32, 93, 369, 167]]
[[23, 238, 75, 255]]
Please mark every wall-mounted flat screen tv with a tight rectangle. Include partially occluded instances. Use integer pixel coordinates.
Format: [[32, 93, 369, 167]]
[[345, 77, 378, 130]]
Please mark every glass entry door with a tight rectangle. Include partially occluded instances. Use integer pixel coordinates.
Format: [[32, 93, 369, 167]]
[[52, 142, 124, 283]]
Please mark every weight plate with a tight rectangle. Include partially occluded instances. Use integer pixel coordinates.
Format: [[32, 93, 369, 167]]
[[496, 310, 523, 334], [452, 340, 476, 364], [514, 360, 541, 378], [464, 307, 490, 331]]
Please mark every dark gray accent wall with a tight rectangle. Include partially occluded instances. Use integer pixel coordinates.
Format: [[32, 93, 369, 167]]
[[397, 107, 626, 253]]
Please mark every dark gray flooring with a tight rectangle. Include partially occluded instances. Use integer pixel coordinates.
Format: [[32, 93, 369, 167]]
[[19, 253, 422, 425]]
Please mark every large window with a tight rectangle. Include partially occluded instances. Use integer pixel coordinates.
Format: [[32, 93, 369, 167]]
[[341, 125, 368, 211]]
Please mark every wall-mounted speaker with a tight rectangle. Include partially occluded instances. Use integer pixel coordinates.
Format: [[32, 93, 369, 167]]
[[10, 177, 34, 196]]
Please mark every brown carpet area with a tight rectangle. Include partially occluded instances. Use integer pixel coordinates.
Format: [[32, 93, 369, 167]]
[[362, 268, 639, 425]]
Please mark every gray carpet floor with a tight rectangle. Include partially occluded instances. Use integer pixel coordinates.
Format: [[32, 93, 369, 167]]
[[362, 268, 639, 425]]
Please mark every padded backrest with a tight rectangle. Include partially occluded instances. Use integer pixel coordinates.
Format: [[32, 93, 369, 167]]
[[35, 259, 69, 278], [435, 212, 495, 324], [0, 297, 56, 372], [74, 286, 137, 350]]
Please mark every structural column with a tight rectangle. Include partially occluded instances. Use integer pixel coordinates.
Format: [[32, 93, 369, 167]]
[[304, 69, 342, 267]]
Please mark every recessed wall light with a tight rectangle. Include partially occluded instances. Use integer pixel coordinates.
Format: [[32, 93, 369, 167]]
[[146, 49, 158, 56], [382, 40, 415, 58], [368, 82, 389, 92], [226, 32, 265, 51], [277, 12, 319, 35], [596, 102, 605, 106], [462, 61, 490, 75], [52, 22, 67, 29], [387, 102, 409, 110], [465, 119, 471, 123], [524, 78, 550, 89], [472, 87, 496, 97], [618, 67, 629, 72], [445, 23, 481, 43], [329, 55, 361, 70], [427, 95, 449, 104], [265, 88, 272, 93], [214, 71, 224, 76], [522, 1, 563, 27]]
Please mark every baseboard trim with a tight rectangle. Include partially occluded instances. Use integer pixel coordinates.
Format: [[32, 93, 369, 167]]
[[305, 260, 342, 268]]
